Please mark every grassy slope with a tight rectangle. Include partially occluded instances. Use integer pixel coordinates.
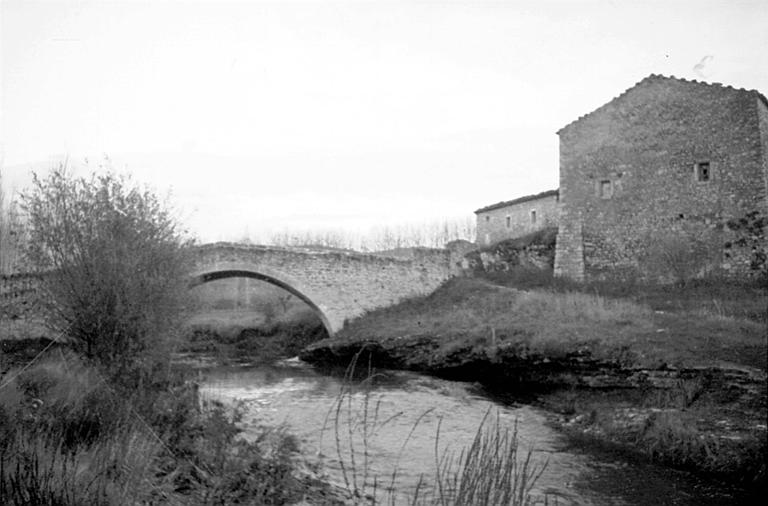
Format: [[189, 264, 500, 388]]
[[334, 276, 766, 371]]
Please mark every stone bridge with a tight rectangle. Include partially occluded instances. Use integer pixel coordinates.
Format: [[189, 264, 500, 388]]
[[191, 243, 457, 334], [2, 243, 458, 335]]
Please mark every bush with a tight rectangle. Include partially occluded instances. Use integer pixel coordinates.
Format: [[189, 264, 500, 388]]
[[20, 166, 193, 379]]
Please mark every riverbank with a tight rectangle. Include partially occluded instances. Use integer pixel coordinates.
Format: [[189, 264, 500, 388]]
[[0, 335, 348, 505], [180, 308, 329, 364], [300, 275, 767, 498]]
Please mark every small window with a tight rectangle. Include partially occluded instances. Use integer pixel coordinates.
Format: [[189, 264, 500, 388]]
[[505, 216, 511, 228], [485, 215, 490, 222], [530, 210, 536, 224], [696, 162, 710, 182], [599, 180, 613, 199]]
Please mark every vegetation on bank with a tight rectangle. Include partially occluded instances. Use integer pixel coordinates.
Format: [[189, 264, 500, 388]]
[[0, 353, 308, 505], [538, 380, 766, 493], [334, 274, 765, 370], [480, 266, 767, 327], [182, 308, 329, 363]]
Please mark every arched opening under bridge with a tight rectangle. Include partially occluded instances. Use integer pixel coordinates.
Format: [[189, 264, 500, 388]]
[[188, 268, 334, 337]]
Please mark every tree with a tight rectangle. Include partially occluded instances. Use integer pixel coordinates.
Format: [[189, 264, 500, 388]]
[[20, 166, 193, 375]]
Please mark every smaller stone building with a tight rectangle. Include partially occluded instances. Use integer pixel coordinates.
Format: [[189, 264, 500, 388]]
[[475, 189, 559, 246]]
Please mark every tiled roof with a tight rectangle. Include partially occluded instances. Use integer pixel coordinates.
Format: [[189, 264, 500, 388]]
[[474, 189, 558, 214], [557, 74, 768, 135]]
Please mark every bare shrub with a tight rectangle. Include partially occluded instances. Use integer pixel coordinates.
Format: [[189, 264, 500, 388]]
[[19, 166, 193, 379]]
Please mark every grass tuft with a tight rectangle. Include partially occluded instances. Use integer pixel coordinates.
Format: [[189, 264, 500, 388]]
[[323, 354, 549, 505]]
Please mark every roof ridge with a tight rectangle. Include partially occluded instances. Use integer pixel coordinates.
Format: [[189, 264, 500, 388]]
[[557, 74, 768, 134], [475, 189, 559, 214]]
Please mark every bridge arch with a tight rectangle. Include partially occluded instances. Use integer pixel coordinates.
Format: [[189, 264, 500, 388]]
[[190, 243, 455, 334], [189, 262, 334, 335]]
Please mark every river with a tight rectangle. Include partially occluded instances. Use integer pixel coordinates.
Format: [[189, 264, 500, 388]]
[[199, 359, 739, 505]]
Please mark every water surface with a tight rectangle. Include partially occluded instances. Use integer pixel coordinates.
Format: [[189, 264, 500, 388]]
[[200, 360, 739, 505]]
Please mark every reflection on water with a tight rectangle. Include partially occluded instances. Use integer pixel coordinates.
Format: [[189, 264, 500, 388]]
[[200, 360, 737, 505]]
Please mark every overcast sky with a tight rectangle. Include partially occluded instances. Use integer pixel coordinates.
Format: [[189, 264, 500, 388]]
[[2, 0, 767, 242]]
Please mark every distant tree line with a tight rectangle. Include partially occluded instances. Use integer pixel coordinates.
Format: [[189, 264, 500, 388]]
[[267, 217, 476, 251]]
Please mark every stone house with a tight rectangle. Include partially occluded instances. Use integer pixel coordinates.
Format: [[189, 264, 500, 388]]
[[553, 74, 768, 280], [475, 189, 559, 246]]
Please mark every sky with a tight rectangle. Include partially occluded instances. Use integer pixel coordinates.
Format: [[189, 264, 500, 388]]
[[2, 0, 767, 243]]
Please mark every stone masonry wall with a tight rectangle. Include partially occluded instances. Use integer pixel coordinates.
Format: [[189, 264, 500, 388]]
[[553, 208, 585, 281], [192, 243, 455, 333], [555, 75, 768, 280], [476, 193, 558, 246]]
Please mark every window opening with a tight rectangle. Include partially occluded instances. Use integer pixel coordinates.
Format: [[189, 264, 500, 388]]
[[696, 162, 710, 182], [599, 180, 613, 199], [530, 210, 537, 224], [506, 216, 511, 228]]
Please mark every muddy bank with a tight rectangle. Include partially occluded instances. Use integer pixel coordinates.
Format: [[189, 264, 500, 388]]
[[180, 315, 329, 365], [300, 333, 765, 391], [300, 333, 767, 495]]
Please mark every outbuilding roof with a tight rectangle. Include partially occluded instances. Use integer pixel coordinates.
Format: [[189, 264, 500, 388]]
[[557, 74, 768, 135], [474, 189, 558, 214]]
